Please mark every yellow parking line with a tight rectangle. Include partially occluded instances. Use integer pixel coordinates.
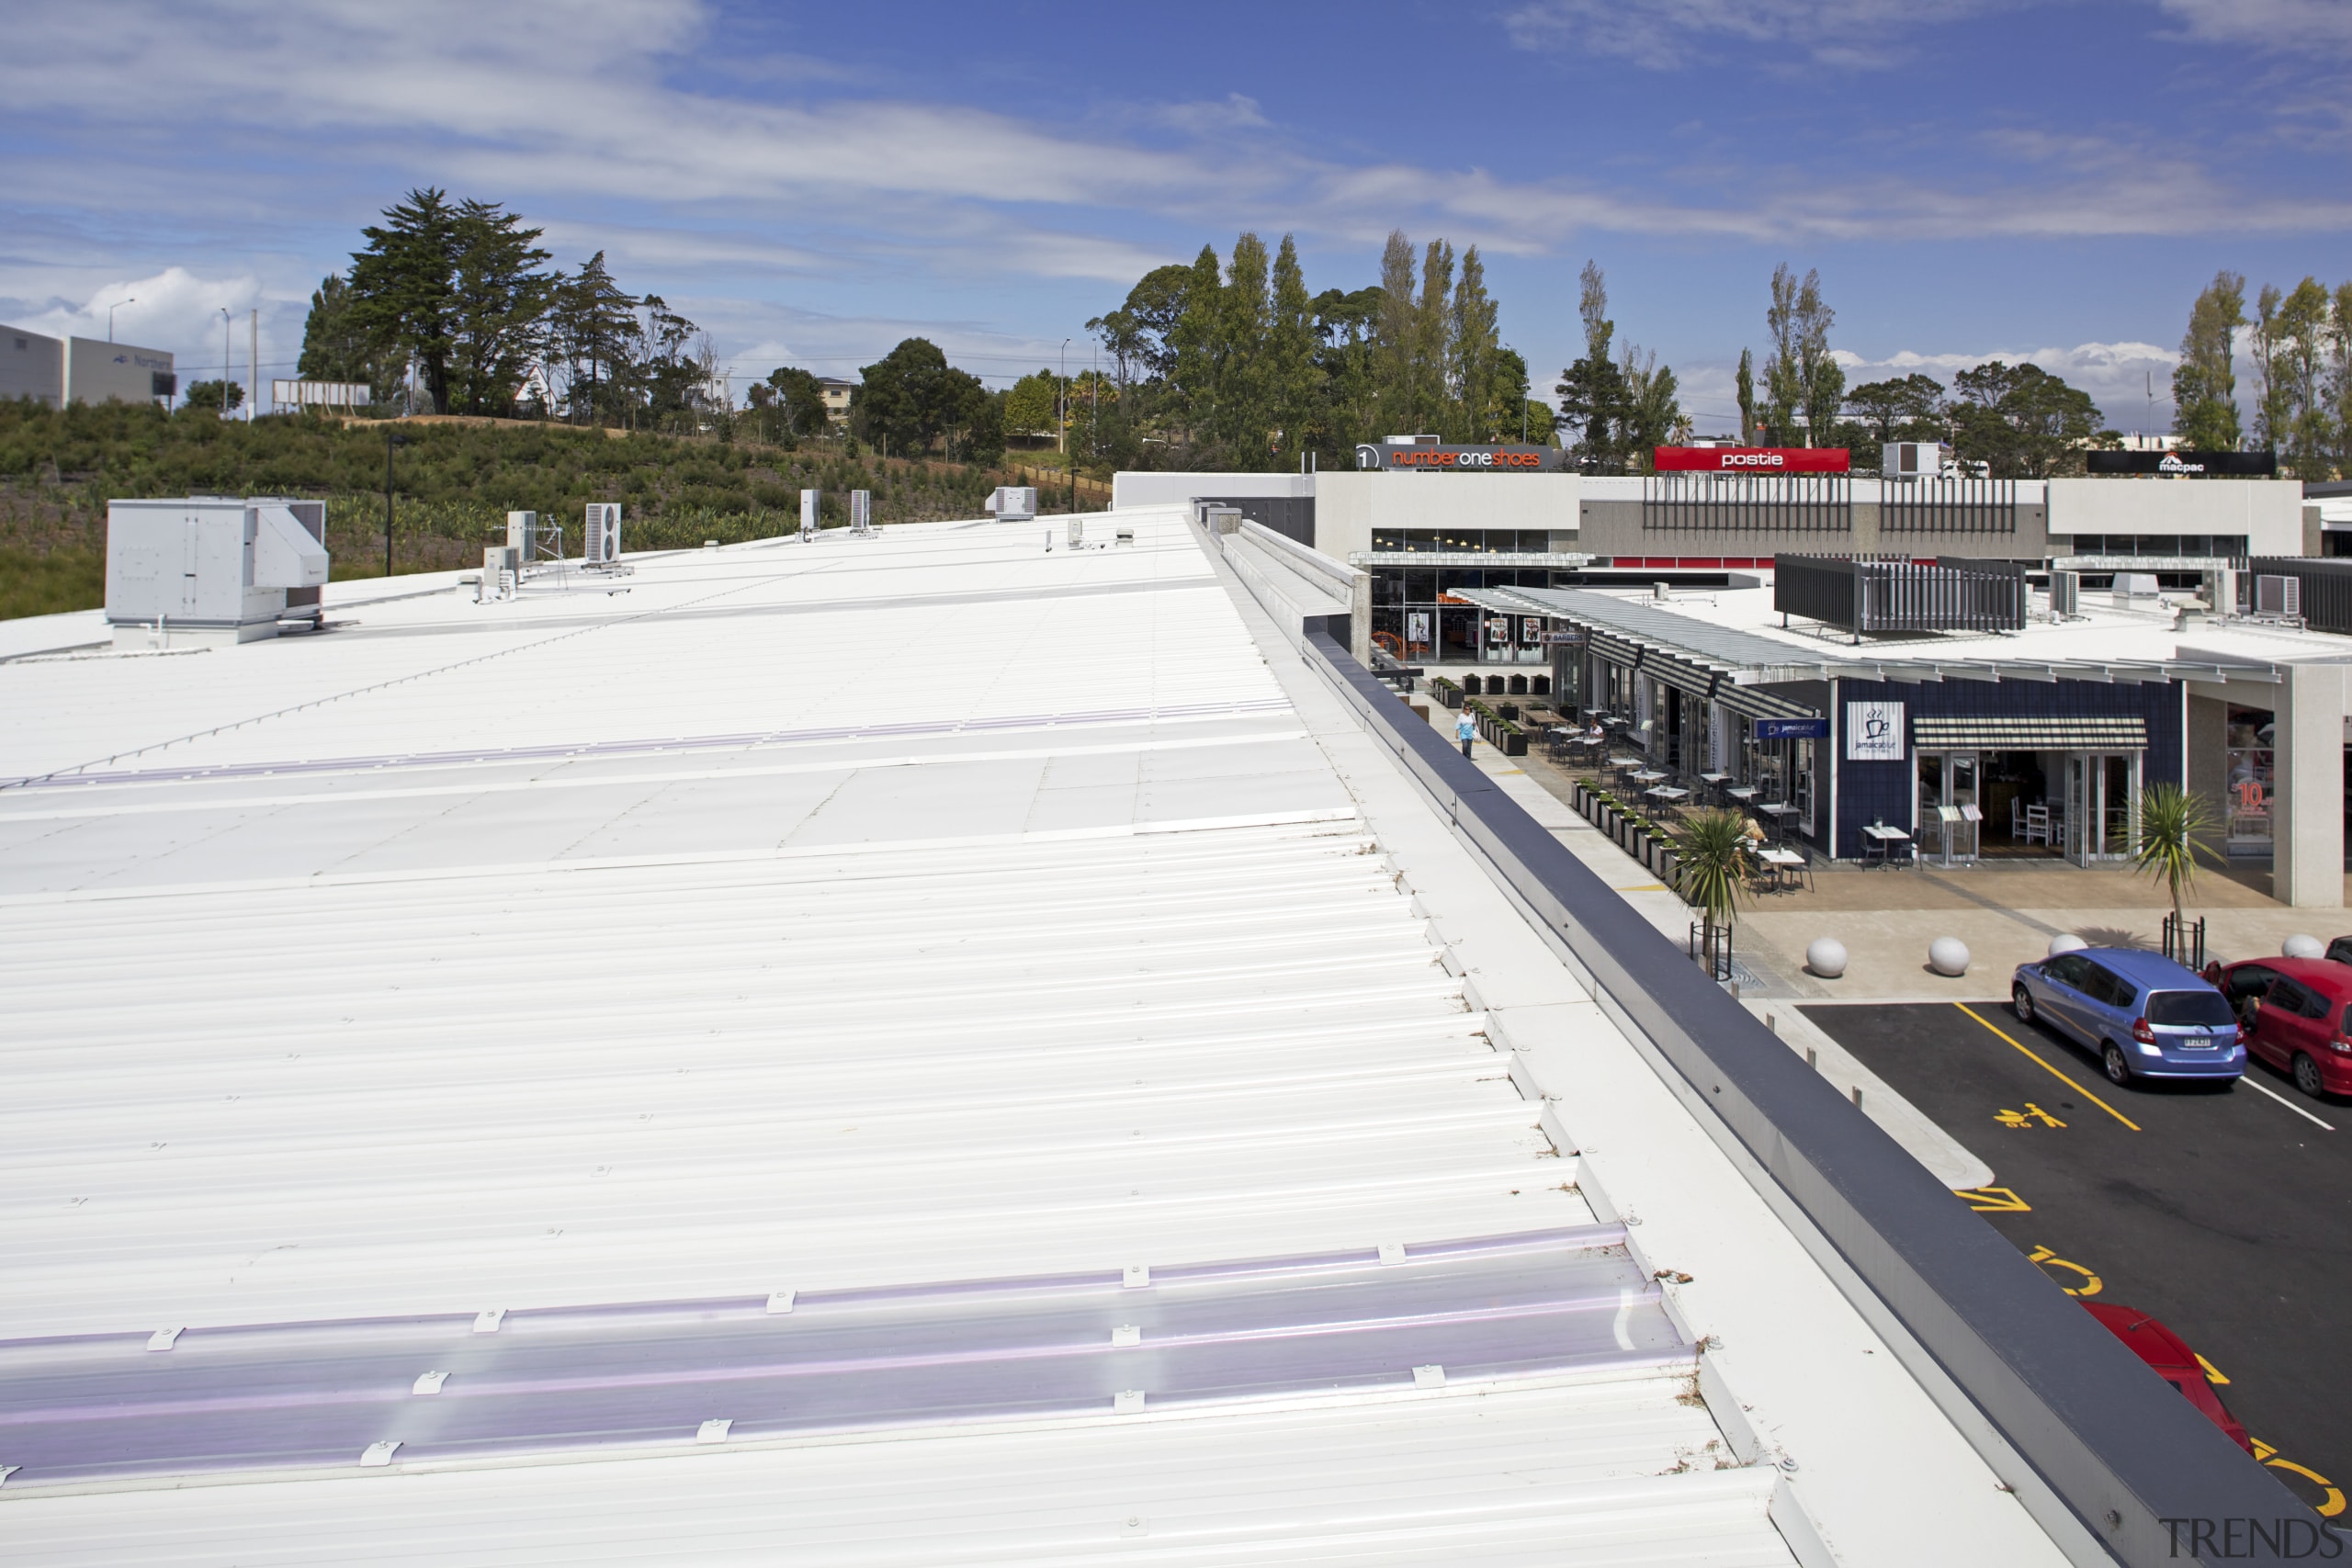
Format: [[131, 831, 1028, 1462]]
[[1955, 1003, 2143, 1132]]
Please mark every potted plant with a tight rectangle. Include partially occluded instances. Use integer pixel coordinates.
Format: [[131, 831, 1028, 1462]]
[[2132, 784, 2217, 966], [1673, 808, 1753, 976]]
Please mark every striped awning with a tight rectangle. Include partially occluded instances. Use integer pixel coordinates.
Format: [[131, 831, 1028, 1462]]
[[1911, 715, 2148, 750]]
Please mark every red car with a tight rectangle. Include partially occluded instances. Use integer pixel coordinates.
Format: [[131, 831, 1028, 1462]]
[[2083, 1300, 2253, 1453], [2205, 956, 2352, 1099]]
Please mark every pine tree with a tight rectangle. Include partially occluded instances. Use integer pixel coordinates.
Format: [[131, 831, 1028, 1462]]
[[1736, 349, 1755, 444], [1374, 231, 1418, 438], [1413, 239, 1455, 438]]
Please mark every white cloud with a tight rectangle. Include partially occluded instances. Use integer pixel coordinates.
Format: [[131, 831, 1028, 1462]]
[[1, 267, 300, 398], [1503, 0, 2038, 69], [2154, 0, 2352, 52]]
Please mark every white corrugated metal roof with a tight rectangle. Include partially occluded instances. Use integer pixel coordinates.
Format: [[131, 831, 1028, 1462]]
[[0, 512, 2063, 1564]]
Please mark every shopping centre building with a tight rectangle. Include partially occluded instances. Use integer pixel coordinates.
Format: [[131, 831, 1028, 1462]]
[[1117, 443, 2347, 905]]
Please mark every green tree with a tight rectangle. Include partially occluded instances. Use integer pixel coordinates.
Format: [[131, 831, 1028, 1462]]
[[1207, 231, 1273, 459], [345, 187, 462, 412], [1266, 235, 1320, 462], [179, 379, 243, 414], [1844, 374, 1947, 442], [1373, 230, 1420, 437], [1449, 246, 1502, 442], [1168, 243, 1227, 452], [1762, 265, 1838, 446], [1555, 261, 1629, 466], [1671, 808, 1753, 943], [1620, 346, 1683, 463], [1412, 238, 1456, 438], [1735, 348, 1755, 444], [1950, 361, 2114, 478], [1004, 368, 1061, 436], [545, 252, 639, 424], [2260, 277, 2335, 478], [2130, 783, 2217, 939], [297, 274, 392, 400], [757, 366, 830, 438], [2172, 271, 2245, 453], [851, 337, 989, 458], [442, 198, 553, 417]]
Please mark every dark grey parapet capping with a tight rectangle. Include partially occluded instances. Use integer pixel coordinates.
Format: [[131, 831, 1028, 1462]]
[[1299, 612, 2323, 1567]]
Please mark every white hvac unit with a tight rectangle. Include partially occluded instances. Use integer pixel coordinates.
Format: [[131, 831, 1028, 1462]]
[[849, 489, 874, 536], [2202, 567, 2236, 616], [2112, 571, 2159, 600], [506, 510, 538, 567], [104, 496, 331, 648], [583, 503, 622, 567], [800, 488, 820, 541], [2048, 570, 2080, 617], [987, 486, 1037, 522], [2256, 574, 2301, 617], [1881, 441, 1951, 479]]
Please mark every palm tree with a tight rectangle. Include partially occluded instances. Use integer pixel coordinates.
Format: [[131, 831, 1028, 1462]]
[[2131, 784, 2216, 949], [1675, 808, 1754, 940]]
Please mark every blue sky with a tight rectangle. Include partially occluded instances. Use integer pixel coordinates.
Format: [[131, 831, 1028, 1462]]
[[4, 0, 2348, 433]]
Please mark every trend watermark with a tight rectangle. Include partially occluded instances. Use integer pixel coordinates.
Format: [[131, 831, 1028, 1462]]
[[2159, 1517, 2346, 1559]]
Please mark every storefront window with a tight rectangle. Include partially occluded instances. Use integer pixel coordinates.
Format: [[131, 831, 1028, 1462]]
[[2226, 705, 2275, 848]]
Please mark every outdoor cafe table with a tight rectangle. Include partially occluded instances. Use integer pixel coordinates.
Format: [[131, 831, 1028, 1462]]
[[1724, 785, 1758, 804], [1757, 846, 1805, 891], [1630, 769, 1668, 785], [1755, 801, 1800, 841], [1861, 822, 1912, 865], [1644, 785, 1690, 816]]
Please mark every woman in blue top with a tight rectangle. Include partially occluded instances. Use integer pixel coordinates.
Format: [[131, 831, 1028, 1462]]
[[1455, 711, 1476, 759]]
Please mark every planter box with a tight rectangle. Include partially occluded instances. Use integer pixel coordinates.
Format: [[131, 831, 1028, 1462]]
[[1498, 703, 1521, 722], [1532, 675, 1552, 695], [1434, 685, 1463, 709], [1498, 730, 1528, 757]]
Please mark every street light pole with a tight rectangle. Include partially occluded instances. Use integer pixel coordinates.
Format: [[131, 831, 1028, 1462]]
[[220, 308, 232, 420], [107, 298, 135, 344], [1060, 337, 1072, 514]]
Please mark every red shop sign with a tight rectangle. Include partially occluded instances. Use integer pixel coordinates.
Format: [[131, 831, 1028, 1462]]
[[1654, 446, 1850, 474]]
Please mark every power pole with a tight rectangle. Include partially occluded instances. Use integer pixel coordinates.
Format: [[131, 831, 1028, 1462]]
[[249, 309, 258, 422]]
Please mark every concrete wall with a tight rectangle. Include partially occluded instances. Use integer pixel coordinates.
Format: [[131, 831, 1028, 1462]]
[[64, 337, 172, 405], [1311, 470, 1578, 558], [1, 324, 62, 405], [2185, 691, 2229, 848], [2273, 661, 2346, 909], [2044, 477, 2303, 555], [1111, 471, 1312, 510]]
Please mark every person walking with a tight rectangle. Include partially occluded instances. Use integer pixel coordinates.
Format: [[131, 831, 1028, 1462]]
[[1455, 710, 1476, 760]]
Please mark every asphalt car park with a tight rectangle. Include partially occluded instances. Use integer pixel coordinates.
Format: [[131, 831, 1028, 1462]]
[[1804, 998, 2352, 1518]]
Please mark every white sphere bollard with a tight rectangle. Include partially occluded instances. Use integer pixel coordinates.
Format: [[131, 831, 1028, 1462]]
[[1805, 937, 1849, 978], [2047, 932, 2086, 958], [2284, 933, 2324, 959], [1928, 937, 1972, 977]]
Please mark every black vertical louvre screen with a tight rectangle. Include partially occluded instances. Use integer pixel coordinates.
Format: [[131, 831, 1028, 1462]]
[[1775, 555, 2027, 634], [1642, 473, 1850, 534], [1880, 477, 2018, 535]]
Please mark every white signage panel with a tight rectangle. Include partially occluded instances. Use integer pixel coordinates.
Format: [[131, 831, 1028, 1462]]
[[1845, 701, 1905, 761]]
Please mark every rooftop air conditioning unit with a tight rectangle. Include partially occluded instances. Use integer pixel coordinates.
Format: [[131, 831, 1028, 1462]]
[[2202, 567, 2236, 616], [849, 489, 873, 536], [800, 488, 820, 541], [1881, 441, 1948, 479], [988, 486, 1036, 522], [2256, 574, 2301, 617], [2048, 570, 2080, 617], [2112, 571, 2159, 600], [507, 510, 537, 567], [583, 503, 621, 566]]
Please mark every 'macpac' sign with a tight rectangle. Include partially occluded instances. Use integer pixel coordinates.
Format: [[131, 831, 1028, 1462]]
[[1355, 443, 1564, 472], [2086, 450, 2278, 478], [1655, 447, 1850, 474]]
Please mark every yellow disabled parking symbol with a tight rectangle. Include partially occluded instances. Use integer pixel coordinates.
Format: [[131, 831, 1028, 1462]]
[[2028, 1244, 2101, 1297]]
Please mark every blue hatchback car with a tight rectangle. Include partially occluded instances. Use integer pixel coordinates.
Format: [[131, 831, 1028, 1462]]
[[2010, 947, 2244, 1086]]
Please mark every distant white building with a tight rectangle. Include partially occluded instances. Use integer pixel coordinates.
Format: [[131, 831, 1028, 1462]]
[[0, 323, 175, 407]]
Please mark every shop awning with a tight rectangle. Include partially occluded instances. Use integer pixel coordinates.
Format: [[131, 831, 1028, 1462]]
[[1911, 715, 2148, 750]]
